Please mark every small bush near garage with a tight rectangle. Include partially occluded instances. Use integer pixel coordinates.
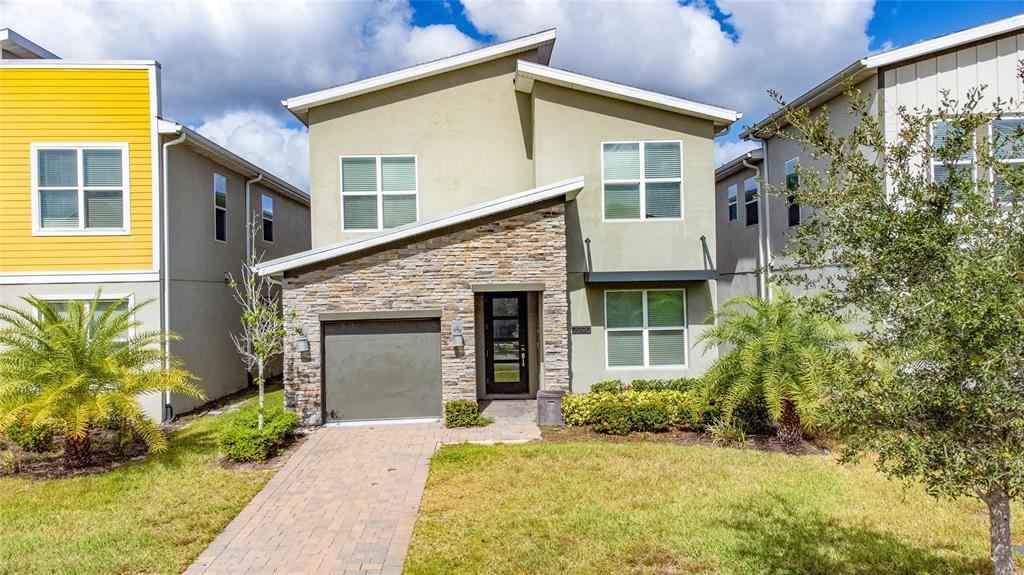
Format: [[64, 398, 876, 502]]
[[219, 409, 299, 463], [562, 390, 708, 435], [444, 400, 493, 428], [4, 423, 57, 453], [590, 380, 624, 394]]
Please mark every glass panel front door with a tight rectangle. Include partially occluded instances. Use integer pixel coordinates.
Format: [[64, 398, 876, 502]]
[[484, 293, 528, 394]]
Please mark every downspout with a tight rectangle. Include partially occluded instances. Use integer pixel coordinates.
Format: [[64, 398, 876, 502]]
[[161, 130, 187, 422], [741, 154, 764, 299], [747, 135, 772, 300]]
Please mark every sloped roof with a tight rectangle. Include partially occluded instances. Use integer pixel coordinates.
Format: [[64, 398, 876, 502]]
[[283, 29, 557, 125], [256, 176, 584, 275]]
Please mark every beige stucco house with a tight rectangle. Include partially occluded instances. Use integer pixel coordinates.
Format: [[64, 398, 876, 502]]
[[257, 30, 740, 425], [716, 14, 1024, 306]]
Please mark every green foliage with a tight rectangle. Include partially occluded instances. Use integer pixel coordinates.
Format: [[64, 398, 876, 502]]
[[561, 390, 708, 434], [0, 449, 17, 474], [218, 408, 298, 463], [444, 400, 492, 428], [697, 290, 853, 442], [707, 418, 748, 447], [590, 380, 624, 394], [628, 378, 700, 393], [4, 423, 56, 453], [0, 294, 204, 462]]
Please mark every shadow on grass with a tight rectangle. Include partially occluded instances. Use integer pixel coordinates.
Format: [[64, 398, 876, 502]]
[[722, 494, 987, 575]]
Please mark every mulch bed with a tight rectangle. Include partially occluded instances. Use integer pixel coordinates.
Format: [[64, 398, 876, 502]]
[[541, 425, 827, 456], [0, 427, 151, 480]]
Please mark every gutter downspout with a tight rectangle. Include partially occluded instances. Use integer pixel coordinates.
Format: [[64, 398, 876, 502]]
[[161, 131, 187, 422], [747, 136, 772, 300], [741, 154, 765, 300]]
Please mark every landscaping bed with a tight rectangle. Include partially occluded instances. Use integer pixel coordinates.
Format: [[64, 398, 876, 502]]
[[405, 441, 1022, 575], [541, 424, 826, 456]]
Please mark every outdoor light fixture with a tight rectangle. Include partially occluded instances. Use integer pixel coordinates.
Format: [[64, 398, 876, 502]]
[[451, 319, 465, 348], [296, 332, 310, 353]]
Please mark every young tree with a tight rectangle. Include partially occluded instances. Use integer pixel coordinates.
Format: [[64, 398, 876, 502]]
[[0, 294, 202, 465], [765, 70, 1024, 574], [231, 223, 288, 430], [697, 290, 853, 444]]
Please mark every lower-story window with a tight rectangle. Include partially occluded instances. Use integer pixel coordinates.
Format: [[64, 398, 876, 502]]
[[38, 297, 133, 341], [605, 289, 687, 368]]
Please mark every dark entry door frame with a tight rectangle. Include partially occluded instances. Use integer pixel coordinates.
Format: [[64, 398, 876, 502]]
[[483, 292, 529, 395]]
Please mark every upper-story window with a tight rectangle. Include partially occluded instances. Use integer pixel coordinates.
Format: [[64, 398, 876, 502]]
[[605, 289, 687, 369], [33, 143, 129, 234], [785, 158, 800, 226], [726, 184, 738, 221], [261, 194, 274, 242], [744, 176, 759, 226], [602, 141, 682, 221], [341, 155, 417, 231], [991, 118, 1023, 201], [214, 173, 227, 242]]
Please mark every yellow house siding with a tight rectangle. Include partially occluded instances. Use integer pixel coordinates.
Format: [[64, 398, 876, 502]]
[[0, 67, 155, 272]]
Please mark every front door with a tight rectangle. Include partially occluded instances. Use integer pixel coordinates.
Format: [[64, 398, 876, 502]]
[[484, 293, 529, 395]]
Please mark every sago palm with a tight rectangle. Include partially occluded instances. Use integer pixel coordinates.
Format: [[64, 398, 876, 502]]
[[697, 290, 852, 444], [0, 294, 203, 464]]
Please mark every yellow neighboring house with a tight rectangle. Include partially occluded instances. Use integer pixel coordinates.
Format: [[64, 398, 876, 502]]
[[0, 29, 311, 420]]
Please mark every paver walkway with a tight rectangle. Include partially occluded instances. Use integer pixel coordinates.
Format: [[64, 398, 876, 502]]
[[184, 402, 540, 575]]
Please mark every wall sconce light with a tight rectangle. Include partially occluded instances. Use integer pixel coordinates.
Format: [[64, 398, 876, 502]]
[[296, 332, 310, 353], [451, 319, 464, 348]]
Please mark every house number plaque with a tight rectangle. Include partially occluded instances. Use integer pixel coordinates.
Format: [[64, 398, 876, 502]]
[[571, 326, 592, 334]]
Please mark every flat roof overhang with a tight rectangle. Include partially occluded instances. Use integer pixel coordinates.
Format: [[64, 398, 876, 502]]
[[584, 270, 718, 283]]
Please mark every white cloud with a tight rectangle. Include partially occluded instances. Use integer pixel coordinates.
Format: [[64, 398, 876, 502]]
[[193, 111, 310, 190], [714, 139, 761, 167]]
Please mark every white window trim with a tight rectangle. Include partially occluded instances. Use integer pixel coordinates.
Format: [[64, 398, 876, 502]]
[[988, 117, 1023, 203], [30, 142, 131, 236], [213, 172, 227, 243], [743, 176, 759, 227], [604, 288, 688, 370], [785, 157, 801, 226], [930, 122, 977, 198], [339, 154, 419, 232], [726, 183, 738, 222], [261, 193, 274, 243], [34, 293, 136, 341], [601, 140, 684, 222]]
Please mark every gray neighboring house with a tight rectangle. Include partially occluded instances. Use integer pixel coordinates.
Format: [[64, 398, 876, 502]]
[[717, 13, 1024, 308], [256, 30, 741, 425]]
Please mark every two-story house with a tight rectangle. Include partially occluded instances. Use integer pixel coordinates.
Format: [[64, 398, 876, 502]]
[[0, 29, 311, 421], [717, 14, 1024, 307], [256, 30, 740, 425]]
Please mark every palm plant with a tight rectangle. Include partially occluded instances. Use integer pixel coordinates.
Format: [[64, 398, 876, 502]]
[[0, 294, 203, 465], [697, 289, 852, 444]]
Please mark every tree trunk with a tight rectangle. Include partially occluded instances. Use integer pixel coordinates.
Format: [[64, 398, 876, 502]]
[[777, 400, 803, 445], [979, 485, 1015, 575], [257, 363, 265, 431], [64, 433, 91, 467]]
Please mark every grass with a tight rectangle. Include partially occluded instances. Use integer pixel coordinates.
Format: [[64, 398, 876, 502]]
[[406, 441, 1023, 575], [0, 389, 283, 575]]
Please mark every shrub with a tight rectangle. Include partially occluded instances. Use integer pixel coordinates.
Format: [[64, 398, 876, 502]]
[[707, 418, 747, 447], [5, 424, 56, 453], [590, 380, 624, 394], [444, 400, 492, 428], [219, 409, 299, 463], [0, 450, 17, 474], [562, 390, 708, 434], [628, 378, 700, 393]]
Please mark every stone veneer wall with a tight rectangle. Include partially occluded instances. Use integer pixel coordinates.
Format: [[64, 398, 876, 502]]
[[281, 201, 569, 425]]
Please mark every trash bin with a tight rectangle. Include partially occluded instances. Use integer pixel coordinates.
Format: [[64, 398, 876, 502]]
[[537, 389, 565, 426]]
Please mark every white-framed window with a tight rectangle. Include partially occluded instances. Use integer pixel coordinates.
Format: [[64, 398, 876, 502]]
[[602, 140, 683, 221], [214, 173, 227, 242], [726, 184, 738, 221], [36, 295, 134, 341], [340, 155, 418, 231], [261, 194, 274, 242], [31, 143, 130, 235], [785, 158, 800, 226], [744, 176, 759, 226], [605, 289, 687, 369], [991, 117, 1024, 201], [931, 121, 975, 196]]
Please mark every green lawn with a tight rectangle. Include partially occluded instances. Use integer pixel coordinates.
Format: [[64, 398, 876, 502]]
[[406, 441, 1021, 575], [0, 390, 282, 575]]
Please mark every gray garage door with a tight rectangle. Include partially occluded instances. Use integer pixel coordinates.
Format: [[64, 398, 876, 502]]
[[322, 319, 442, 422]]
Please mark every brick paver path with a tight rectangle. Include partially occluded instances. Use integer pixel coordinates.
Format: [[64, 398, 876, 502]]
[[184, 403, 539, 575]]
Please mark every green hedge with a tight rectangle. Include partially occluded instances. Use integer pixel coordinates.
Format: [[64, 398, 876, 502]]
[[444, 400, 493, 428], [219, 409, 299, 463], [562, 390, 708, 435]]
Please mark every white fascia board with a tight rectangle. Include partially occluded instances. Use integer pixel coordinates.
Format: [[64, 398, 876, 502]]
[[0, 59, 158, 69], [0, 28, 58, 59], [257, 176, 585, 276], [158, 120, 309, 205], [863, 13, 1024, 69], [0, 271, 161, 285], [283, 29, 557, 122], [515, 60, 740, 127]]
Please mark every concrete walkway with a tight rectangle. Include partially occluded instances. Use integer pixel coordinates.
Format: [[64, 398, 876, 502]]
[[184, 402, 540, 575]]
